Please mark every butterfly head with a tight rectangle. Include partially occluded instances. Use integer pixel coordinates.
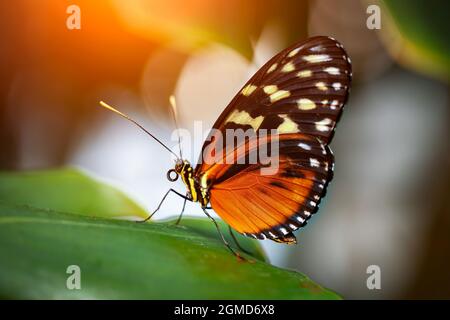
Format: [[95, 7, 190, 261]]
[[167, 159, 192, 182]]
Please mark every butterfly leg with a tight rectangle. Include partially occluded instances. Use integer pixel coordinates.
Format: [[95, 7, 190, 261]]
[[174, 193, 188, 225], [228, 226, 253, 255], [202, 208, 244, 260], [138, 188, 191, 223]]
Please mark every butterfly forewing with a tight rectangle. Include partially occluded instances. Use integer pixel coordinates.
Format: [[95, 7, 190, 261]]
[[195, 36, 351, 242], [204, 36, 351, 146]]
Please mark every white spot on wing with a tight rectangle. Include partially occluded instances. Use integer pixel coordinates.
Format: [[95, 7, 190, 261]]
[[298, 142, 311, 150], [281, 62, 295, 73], [264, 85, 291, 103], [324, 67, 340, 75], [331, 100, 339, 110], [263, 85, 278, 95], [332, 82, 342, 91], [267, 63, 277, 73], [303, 54, 331, 63], [297, 98, 316, 110], [288, 47, 300, 57], [270, 90, 290, 103], [277, 115, 299, 133], [316, 82, 327, 91], [225, 109, 264, 131], [241, 84, 257, 96], [297, 70, 312, 78], [310, 158, 320, 167], [310, 45, 324, 52], [315, 118, 332, 132]]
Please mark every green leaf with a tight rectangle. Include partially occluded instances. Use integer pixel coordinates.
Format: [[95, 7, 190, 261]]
[[0, 168, 148, 219], [0, 169, 341, 299]]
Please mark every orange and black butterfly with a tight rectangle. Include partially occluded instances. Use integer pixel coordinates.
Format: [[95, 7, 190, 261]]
[[100, 36, 352, 257]]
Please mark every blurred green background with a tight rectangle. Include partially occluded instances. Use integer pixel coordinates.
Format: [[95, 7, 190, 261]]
[[0, 0, 449, 299]]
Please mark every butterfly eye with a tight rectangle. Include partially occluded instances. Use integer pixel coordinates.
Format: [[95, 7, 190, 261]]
[[167, 169, 179, 182]]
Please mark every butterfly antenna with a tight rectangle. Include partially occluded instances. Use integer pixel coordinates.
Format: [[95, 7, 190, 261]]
[[99, 101, 179, 160], [169, 95, 183, 159]]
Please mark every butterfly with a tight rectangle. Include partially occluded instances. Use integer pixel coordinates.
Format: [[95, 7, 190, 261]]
[[100, 36, 352, 258]]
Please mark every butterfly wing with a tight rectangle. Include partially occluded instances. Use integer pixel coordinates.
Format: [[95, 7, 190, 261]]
[[195, 36, 351, 242], [210, 36, 350, 140]]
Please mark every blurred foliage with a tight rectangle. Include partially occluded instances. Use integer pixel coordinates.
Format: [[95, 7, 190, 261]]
[[0, 169, 340, 299], [111, 0, 308, 59], [382, 0, 450, 79]]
